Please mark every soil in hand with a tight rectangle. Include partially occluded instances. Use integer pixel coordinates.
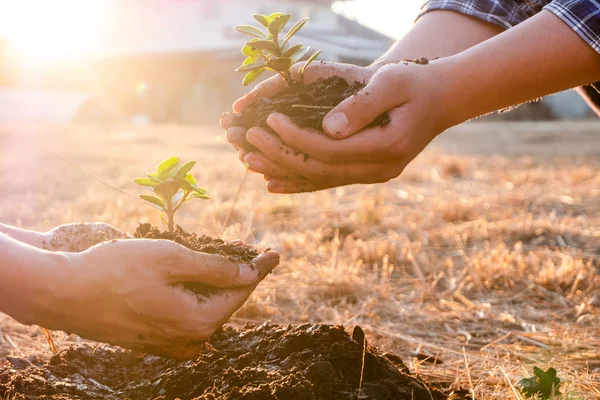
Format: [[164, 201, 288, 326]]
[[0, 323, 452, 400], [231, 76, 391, 133]]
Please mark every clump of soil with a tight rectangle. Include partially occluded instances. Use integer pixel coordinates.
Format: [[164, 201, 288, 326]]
[[231, 76, 391, 132], [135, 223, 260, 263], [0, 323, 451, 400]]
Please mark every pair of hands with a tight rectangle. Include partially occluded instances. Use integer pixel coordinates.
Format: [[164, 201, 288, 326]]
[[221, 60, 454, 193], [8, 223, 278, 359]]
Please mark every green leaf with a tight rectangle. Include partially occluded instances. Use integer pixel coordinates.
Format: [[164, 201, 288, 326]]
[[134, 177, 160, 188], [253, 14, 271, 28], [234, 25, 266, 38], [156, 157, 180, 180], [291, 46, 310, 62], [518, 367, 561, 399], [283, 17, 308, 45], [172, 190, 185, 207], [247, 40, 279, 53], [243, 69, 265, 86], [243, 55, 258, 65], [192, 192, 210, 200], [283, 44, 303, 57], [139, 194, 166, 211], [177, 160, 196, 178], [298, 49, 321, 78], [146, 172, 159, 179], [267, 57, 292, 73], [268, 13, 291, 36], [236, 62, 267, 73], [242, 38, 260, 56], [154, 180, 182, 200], [268, 12, 285, 20], [185, 172, 198, 187]]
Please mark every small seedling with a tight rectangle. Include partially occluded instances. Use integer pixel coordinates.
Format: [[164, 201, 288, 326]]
[[234, 12, 321, 87], [518, 367, 562, 399], [134, 157, 209, 234]]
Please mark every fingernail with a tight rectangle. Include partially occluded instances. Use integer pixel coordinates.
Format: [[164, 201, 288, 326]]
[[239, 264, 259, 284], [266, 114, 281, 131], [324, 112, 349, 135]]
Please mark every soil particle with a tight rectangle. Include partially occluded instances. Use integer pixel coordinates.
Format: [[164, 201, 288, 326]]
[[0, 323, 451, 400], [231, 77, 391, 132]]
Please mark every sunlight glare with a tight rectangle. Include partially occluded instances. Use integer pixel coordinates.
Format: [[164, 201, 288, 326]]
[[0, 0, 105, 63]]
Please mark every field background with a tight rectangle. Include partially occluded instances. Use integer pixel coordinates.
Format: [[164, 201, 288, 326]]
[[0, 121, 599, 398]]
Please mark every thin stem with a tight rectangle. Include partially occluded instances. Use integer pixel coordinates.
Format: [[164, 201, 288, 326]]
[[291, 105, 334, 110], [166, 201, 174, 234]]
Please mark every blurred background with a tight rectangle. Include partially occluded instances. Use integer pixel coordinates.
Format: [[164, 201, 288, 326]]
[[0, 0, 594, 124]]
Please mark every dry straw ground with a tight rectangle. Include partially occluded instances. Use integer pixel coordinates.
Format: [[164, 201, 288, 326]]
[[0, 121, 598, 398]]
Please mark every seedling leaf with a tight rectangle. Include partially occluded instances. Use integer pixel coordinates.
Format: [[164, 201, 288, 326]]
[[253, 14, 271, 28], [185, 172, 198, 187], [154, 180, 181, 200], [268, 12, 285, 20], [268, 13, 291, 36], [242, 38, 260, 56], [157, 157, 180, 180], [283, 17, 308, 45], [267, 57, 292, 72], [283, 44, 303, 57], [248, 40, 279, 53], [236, 62, 267, 73], [134, 177, 160, 188], [234, 25, 265, 38], [139, 194, 166, 211], [177, 160, 196, 178], [291, 46, 310, 63], [298, 49, 321, 79], [243, 68, 265, 86], [192, 192, 210, 199]]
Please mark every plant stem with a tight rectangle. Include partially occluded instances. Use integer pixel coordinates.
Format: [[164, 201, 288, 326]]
[[166, 201, 175, 234]]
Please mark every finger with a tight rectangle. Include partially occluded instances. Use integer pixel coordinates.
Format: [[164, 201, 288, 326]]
[[322, 64, 406, 138], [238, 148, 249, 162], [163, 244, 269, 288], [220, 111, 234, 130], [267, 178, 335, 194], [233, 74, 286, 113], [244, 152, 305, 180], [226, 127, 248, 151], [266, 113, 396, 163], [246, 127, 403, 183]]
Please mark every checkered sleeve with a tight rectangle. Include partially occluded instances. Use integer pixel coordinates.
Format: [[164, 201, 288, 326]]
[[544, 1, 600, 54]]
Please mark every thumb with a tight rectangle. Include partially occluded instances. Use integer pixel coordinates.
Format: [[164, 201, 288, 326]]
[[322, 65, 404, 138]]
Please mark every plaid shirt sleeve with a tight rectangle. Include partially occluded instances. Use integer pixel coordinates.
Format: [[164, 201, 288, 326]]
[[418, 0, 600, 54]]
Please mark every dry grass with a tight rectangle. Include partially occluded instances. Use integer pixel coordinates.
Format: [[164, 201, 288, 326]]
[[0, 121, 599, 398]]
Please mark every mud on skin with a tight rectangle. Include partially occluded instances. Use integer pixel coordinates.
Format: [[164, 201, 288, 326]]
[[231, 77, 391, 132], [0, 323, 455, 400]]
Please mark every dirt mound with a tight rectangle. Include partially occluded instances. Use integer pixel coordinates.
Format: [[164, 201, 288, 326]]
[[0, 323, 450, 400]]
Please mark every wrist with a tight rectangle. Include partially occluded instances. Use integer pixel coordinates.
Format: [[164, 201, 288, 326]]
[[0, 235, 73, 327]]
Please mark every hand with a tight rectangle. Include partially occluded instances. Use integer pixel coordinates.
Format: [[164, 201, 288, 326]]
[[232, 61, 452, 193], [221, 61, 376, 163], [29, 239, 279, 359]]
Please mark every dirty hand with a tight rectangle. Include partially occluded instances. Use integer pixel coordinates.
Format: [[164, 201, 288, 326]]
[[12, 238, 279, 359], [229, 61, 451, 193], [220, 61, 376, 159], [0, 222, 126, 251]]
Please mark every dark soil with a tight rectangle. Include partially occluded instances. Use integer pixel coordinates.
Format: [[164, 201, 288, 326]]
[[231, 76, 391, 132], [134, 223, 260, 263], [0, 323, 454, 400]]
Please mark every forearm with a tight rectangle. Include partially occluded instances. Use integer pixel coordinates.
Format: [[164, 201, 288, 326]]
[[440, 10, 600, 126], [0, 234, 64, 325], [371, 10, 503, 69], [0, 222, 45, 248]]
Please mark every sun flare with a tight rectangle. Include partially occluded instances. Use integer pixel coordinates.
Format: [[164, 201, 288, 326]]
[[0, 0, 105, 63]]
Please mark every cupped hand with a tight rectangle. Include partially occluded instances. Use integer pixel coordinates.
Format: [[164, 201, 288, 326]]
[[234, 61, 454, 193], [221, 61, 376, 158], [35, 238, 279, 359]]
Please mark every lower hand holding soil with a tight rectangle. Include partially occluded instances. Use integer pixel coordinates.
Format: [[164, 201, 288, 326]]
[[1, 223, 279, 360]]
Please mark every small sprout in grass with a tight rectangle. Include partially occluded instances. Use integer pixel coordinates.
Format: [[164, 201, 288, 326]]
[[234, 12, 322, 87], [518, 367, 562, 399], [134, 157, 209, 234]]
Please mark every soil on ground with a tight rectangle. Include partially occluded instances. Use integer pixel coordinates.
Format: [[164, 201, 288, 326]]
[[0, 323, 453, 400], [231, 76, 391, 132]]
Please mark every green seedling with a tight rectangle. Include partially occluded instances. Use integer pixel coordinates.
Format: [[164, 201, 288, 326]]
[[134, 157, 209, 234], [518, 367, 562, 399], [234, 12, 322, 87]]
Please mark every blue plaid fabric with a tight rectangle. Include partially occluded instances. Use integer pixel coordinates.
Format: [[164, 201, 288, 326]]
[[418, 0, 600, 53], [418, 0, 600, 110]]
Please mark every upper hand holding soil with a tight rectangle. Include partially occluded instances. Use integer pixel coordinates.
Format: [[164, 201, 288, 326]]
[[15, 233, 279, 360]]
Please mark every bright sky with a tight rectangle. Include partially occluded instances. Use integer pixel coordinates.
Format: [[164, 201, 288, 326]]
[[0, 0, 422, 63]]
